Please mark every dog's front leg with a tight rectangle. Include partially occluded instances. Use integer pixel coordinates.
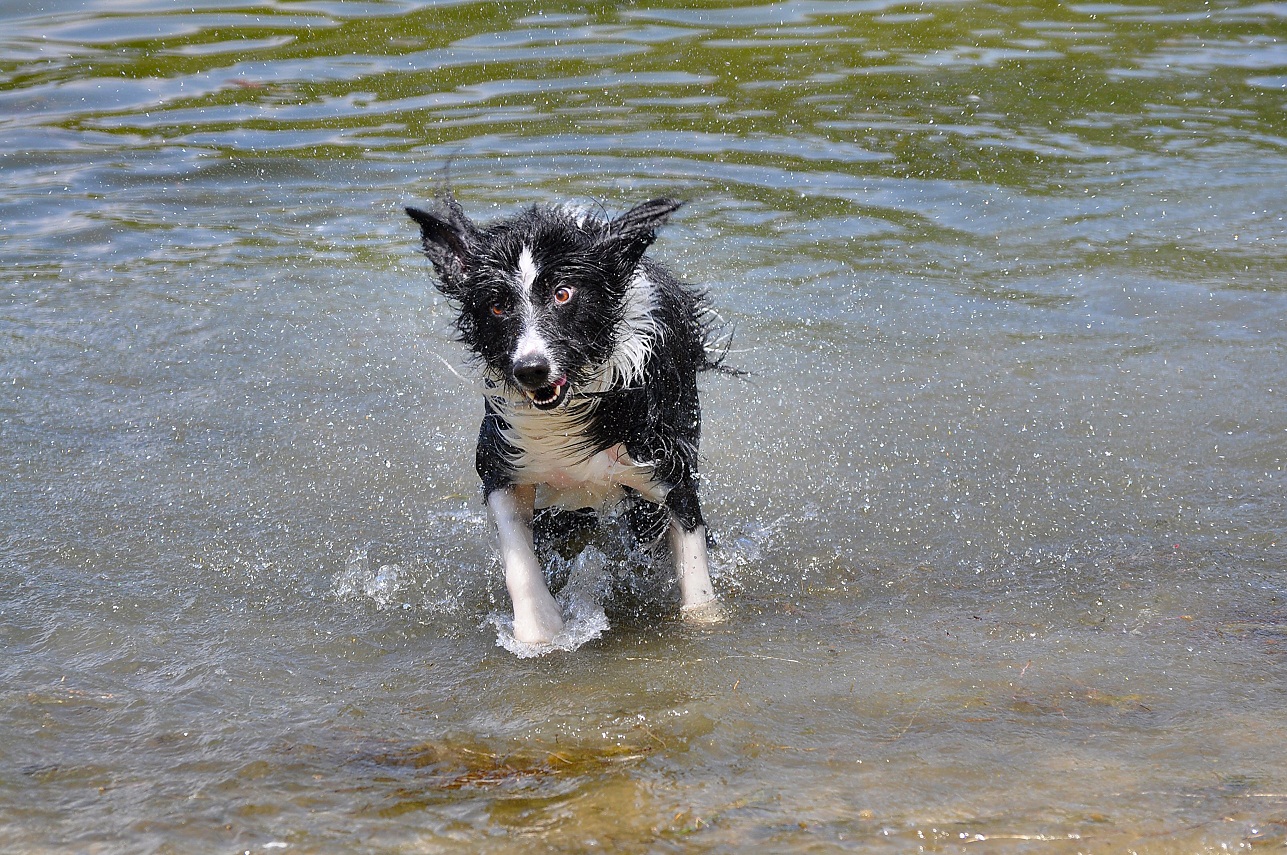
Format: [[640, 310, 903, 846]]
[[487, 485, 565, 644], [669, 518, 725, 623]]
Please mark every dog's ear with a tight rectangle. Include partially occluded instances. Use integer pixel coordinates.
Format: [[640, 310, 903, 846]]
[[603, 198, 683, 275], [611, 198, 683, 235], [406, 197, 478, 294]]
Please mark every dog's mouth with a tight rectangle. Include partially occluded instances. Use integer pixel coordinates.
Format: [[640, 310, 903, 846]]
[[524, 376, 569, 410]]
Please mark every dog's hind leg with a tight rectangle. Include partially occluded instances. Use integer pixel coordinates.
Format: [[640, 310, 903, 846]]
[[488, 485, 565, 644]]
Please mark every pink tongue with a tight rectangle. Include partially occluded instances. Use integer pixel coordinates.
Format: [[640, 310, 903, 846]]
[[552, 377, 567, 388]]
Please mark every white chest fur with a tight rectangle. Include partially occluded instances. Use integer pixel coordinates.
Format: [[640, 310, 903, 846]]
[[493, 397, 669, 511], [531, 442, 670, 511]]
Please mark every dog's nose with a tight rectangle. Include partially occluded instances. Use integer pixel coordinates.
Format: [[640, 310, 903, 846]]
[[512, 355, 552, 390]]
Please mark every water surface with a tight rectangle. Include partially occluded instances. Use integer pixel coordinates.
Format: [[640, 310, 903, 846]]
[[2, 0, 1285, 852]]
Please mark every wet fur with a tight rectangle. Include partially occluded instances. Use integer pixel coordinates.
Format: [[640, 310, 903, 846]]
[[406, 195, 727, 644]]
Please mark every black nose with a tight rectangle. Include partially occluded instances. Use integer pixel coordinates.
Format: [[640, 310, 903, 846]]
[[512, 355, 551, 390]]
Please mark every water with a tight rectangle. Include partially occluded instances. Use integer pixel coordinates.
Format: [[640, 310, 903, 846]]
[[2, 0, 1284, 851]]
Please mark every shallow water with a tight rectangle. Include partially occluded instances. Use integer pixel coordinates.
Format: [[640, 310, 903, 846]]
[[2, 0, 1285, 851]]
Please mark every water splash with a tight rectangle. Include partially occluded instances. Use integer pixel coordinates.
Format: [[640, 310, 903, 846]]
[[333, 545, 410, 611], [485, 547, 612, 658], [707, 508, 803, 593]]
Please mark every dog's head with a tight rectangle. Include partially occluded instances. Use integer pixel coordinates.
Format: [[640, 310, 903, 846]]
[[407, 195, 680, 410]]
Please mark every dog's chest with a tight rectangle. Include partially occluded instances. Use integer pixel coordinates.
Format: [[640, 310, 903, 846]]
[[498, 405, 668, 510]]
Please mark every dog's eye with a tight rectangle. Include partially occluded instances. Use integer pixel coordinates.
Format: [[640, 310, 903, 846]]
[[489, 303, 506, 317], [552, 286, 574, 306]]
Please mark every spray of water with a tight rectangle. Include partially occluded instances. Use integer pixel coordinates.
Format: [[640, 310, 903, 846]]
[[484, 546, 613, 657], [331, 503, 793, 656]]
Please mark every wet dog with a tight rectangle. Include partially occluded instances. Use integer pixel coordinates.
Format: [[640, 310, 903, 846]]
[[406, 195, 727, 644]]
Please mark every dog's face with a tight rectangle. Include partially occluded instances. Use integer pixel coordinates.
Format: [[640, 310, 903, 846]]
[[408, 197, 680, 409]]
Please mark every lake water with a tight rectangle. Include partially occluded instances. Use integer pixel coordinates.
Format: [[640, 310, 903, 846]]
[[2, 0, 1285, 852]]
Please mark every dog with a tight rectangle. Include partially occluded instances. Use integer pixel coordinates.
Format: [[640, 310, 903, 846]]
[[406, 194, 728, 644]]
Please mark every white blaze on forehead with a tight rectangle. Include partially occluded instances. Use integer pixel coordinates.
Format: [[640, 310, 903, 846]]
[[516, 246, 539, 295], [511, 246, 551, 367], [513, 324, 550, 363]]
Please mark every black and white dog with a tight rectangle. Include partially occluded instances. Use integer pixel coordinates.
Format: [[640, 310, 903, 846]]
[[406, 194, 727, 644]]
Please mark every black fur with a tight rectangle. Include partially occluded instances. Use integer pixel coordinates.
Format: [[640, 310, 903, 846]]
[[406, 194, 725, 535]]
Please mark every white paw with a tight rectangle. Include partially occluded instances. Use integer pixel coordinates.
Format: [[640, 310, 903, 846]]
[[680, 597, 729, 625], [512, 604, 565, 645]]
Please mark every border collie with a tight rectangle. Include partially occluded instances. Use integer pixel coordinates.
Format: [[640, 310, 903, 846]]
[[406, 194, 727, 644]]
